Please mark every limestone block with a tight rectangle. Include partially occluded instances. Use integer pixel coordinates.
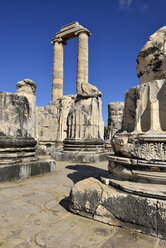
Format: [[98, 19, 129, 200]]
[[70, 178, 103, 216], [137, 26, 166, 84]]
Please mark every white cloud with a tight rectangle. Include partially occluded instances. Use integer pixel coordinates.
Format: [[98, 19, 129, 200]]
[[141, 4, 148, 11], [119, 0, 149, 11], [119, 0, 133, 9]]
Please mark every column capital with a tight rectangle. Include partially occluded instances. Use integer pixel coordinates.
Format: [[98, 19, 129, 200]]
[[75, 28, 91, 37], [51, 37, 67, 45]]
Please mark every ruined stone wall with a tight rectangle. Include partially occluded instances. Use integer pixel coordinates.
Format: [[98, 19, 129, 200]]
[[36, 95, 75, 146]]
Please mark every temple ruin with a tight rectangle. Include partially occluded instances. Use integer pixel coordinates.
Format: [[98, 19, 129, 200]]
[[1, 22, 166, 241], [0, 22, 110, 181], [37, 22, 107, 162], [51, 22, 91, 100]]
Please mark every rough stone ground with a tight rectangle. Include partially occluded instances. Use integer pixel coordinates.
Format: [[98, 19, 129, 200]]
[[0, 161, 166, 248]]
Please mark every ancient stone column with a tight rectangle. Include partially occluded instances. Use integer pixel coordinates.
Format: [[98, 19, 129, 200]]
[[108, 102, 124, 139], [16, 79, 36, 138], [76, 31, 89, 94], [52, 39, 64, 101]]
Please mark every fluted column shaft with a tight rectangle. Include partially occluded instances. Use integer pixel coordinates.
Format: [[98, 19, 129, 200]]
[[52, 41, 64, 101], [76, 32, 89, 94]]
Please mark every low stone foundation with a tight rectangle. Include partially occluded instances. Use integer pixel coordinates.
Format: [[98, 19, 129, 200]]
[[0, 159, 56, 182], [51, 151, 109, 163], [70, 177, 166, 239], [50, 138, 109, 163]]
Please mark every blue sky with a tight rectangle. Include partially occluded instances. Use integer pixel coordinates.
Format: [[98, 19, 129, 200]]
[[0, 0, 166, 124]]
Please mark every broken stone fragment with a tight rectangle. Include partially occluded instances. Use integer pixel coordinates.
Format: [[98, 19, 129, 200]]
[[16, 79, 36, 95], [79, 82, 102, 97], [70, 177, 166, 239], [137, 26, 166, 84]]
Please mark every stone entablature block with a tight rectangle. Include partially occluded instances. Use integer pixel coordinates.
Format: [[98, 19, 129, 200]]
[[51, 21, 91, 44]]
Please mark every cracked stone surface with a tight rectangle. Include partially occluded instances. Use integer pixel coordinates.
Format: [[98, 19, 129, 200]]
[[0, 161, 165, 247]]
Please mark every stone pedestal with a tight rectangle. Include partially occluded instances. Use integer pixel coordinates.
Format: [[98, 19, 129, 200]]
[[52, 93, 108, 163], [51, 39, 64, 100]]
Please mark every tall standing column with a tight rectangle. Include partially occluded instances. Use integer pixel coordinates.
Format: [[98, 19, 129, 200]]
[[76, 31, 89, 95], [52, 39, 64, 101]]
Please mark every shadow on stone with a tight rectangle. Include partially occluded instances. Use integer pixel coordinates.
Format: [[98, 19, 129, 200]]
[[66, 164, 108, 184], [59, 196, 70, 211]]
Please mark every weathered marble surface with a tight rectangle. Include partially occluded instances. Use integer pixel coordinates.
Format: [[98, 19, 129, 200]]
[[137, 26, 166, 84]]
